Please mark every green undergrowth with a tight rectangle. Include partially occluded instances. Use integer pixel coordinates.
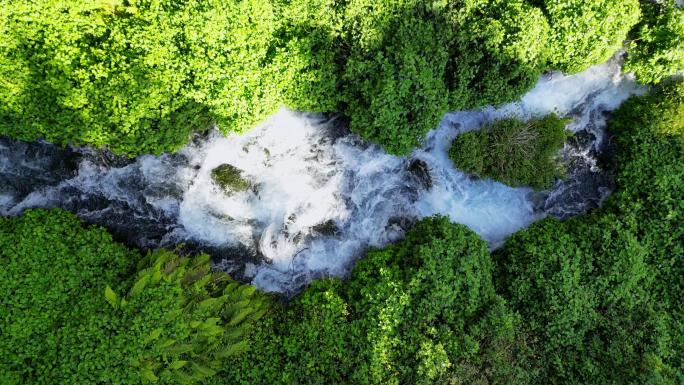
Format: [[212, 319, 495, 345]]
[[0, 209, 269, 385]]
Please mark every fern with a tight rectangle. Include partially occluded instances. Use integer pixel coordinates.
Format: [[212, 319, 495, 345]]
[[216, 340, 250, 359], [104, 285, 119, 309], [130, 274, 151, 297]]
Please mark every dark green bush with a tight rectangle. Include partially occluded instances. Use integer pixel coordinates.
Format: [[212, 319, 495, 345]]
[[220, 216, 535, 385], [344, 216, 535, 385], [495, 81, 684, 384], [447, 0, 551, 108], [0, 209, 268, 384], [0, 209, 135, 384], [342, 0, 551, 155], [449, 114, 569, 189], [342, 0, 451, 155], [495, 214, 672, 384]]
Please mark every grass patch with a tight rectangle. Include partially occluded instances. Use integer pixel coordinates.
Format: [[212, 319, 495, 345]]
[[449, 114, 570, 189]]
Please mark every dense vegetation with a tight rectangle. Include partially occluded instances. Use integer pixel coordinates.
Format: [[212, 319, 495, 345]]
[[540, 0, 641, 73], [496, 80, 684, 383], [213, 81, 682, 384], [449, 114, 569, 189], [0, 0, 342, 155], [219, 216, 536, 385], [625, 0, 684, 84], [1, 0, 666, 156], [1, 1, 683, 384], [0, 60, 681, 385], [0, 209, 268, 384]]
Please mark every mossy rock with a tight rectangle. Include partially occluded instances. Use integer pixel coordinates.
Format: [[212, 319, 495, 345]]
[[211, 164, 251, 194]]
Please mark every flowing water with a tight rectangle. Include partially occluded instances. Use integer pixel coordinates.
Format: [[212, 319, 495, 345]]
[[0, 57, 644, 294]]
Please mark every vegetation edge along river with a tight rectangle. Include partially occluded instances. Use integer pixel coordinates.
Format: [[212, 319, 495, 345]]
[[0, 0, 682, 384]]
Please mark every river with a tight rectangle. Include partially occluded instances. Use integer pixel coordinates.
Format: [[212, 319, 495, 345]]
[[0, 56, 643, 294]]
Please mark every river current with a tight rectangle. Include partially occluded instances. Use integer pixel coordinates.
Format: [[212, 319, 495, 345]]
[[0, 57, 643, 293]]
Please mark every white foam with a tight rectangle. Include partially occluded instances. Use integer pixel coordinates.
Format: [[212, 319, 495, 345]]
[[1, 56, 645, 292], [0, 194, 15, 213]]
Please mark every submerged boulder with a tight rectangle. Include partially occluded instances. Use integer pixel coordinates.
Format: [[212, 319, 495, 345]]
[[407, 158, 433, 189], [311, 219, 339, 236], [211, 164, 250, 194]]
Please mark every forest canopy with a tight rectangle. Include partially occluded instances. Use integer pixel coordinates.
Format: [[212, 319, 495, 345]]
[[1, 0, 674, 156], [0, 0, 683, 384]]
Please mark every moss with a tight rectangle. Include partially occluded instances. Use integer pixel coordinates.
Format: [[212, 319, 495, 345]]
[[211, 164, 251, 194], [449, 114, 570, 189]]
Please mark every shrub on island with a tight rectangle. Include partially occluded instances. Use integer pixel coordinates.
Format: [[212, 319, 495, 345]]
[[449, 114, 569, 189]]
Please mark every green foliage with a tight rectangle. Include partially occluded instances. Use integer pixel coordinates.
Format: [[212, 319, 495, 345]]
[[342, 0, 551, 155], [625, 0, 684, 85], [211, 164, 251, 194], [345, 216, 534, 385], [0, 209, 268, 384], [221, 216, 535, 385], [0, 1, 211, 155], [342, 0, 451, 155], [1, 4, 683, 385], [447, 0, 551, 108], [2, 0, 668, 156], [539, 0, 641, 73], [608, 81, 684, 378], [449, 114, 569, 189], [0, 0, 342, 156], [185, 0, 344, 135], [495, 81, 684, 383], [496, 215, 669, 383], [218, 279, 355, 385], [0, 209, 135, 384]]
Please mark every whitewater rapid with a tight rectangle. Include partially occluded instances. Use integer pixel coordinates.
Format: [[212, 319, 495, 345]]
[[0, 57, 643, 293]]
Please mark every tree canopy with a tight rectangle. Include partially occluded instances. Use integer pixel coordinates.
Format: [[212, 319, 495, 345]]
[[220, 216, 535, 385], [496, 80, 684, 384], [0, 0, 656, 156], [625, 0, 684, 84]]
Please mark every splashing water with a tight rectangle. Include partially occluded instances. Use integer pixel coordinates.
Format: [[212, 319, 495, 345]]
[[0, 57, 644, 293]]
